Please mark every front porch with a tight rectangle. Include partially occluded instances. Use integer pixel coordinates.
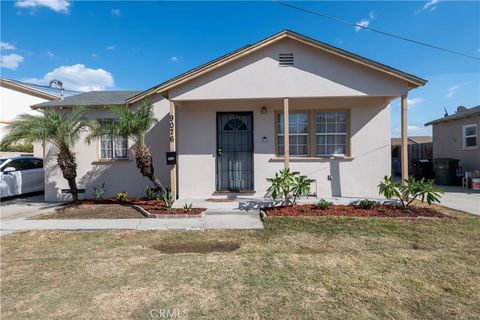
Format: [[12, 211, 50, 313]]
[[169, 96, 399, 199]]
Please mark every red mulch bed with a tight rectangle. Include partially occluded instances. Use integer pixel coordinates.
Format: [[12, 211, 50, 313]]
[[69, 198, 205, 215], [263, 204, 448, 218]]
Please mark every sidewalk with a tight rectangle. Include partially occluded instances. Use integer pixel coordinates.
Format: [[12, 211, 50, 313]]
[[0, 211, 263, 235]]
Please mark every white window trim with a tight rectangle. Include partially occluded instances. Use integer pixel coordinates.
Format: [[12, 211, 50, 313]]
[[98, 135, 129, 160], [462, 124, 478, 149]]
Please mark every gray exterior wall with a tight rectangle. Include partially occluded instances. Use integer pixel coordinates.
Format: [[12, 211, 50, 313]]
[[432, 114, 480, 172]]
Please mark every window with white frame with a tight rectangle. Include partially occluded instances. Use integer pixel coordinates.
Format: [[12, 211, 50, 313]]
[[277, 112, 309, 156], [99, 120, 128, 159], [315, 111, 348, 156], [463, 124, 477, 148]]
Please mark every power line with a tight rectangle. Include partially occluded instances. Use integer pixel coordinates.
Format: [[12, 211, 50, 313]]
[[8, 79, 83, 93], [276, 1, 480, 61]]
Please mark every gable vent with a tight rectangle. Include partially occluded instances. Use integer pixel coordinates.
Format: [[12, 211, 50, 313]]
[[278, 53, 294, 66]]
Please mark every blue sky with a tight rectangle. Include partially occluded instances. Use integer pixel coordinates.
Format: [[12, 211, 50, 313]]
[[1, 0, 479, 137]]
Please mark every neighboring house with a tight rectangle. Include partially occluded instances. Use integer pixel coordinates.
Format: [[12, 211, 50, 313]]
[[425, 105, 480, 173], [0, 78, 60, 157], [32, 30, 426, 201], [391, 136, 432, 175]]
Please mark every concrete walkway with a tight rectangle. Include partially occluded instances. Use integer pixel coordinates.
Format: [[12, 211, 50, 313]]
[[436, 186, 480, 215], [0, 211, 263, 234]]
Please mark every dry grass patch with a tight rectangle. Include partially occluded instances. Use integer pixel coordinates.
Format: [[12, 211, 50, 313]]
[[32, 204, 145, 219], [152, 241, 240, 254], [1, 209, 480, 319]]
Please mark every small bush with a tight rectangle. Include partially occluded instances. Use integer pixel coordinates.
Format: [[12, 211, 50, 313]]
[[117, 191, 128, 203], [357, 199, 378, 209], [316, 199, 333, 210], [157, 188, 173, 209], [92, 183, 106, 200], [2, 143, 33, 153], [144, 186, 156, 200], [182, 203, 193, 213], [266, 168, 311, 206], [378, 176, 443, 210]]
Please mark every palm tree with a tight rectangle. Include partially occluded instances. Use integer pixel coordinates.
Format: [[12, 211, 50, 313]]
[[0, 107, 92, 201], [88, 100, 166, 193]]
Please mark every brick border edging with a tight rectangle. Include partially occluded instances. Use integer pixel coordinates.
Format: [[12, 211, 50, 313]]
[[131, 205, 205, 219]]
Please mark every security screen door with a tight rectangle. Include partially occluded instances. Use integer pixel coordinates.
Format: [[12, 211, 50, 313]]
[[216, 112, 253, 191]]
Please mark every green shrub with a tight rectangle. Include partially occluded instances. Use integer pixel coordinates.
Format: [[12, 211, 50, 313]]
[[378, 176, 443, 210], [92, 183, 106, 200], [2, 143, 33, 153], [182, 202, 193, 213], [117, 191, 128, 203], [144, 186, 157, 200], [357, 199, 378, 209], [267, 168, 311, 206], [315, 199, 333, 210], [157, 188, 173, 209]]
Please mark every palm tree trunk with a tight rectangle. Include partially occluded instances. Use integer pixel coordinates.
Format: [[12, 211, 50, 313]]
[[57, 148, 79, 201], [135, 144, 166, 193]]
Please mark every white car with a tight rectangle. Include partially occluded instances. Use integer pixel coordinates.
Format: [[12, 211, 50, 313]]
[[0, 156, 44, 198]]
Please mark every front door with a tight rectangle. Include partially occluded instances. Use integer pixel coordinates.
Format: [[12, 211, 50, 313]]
[[216, 112, 253, 191]]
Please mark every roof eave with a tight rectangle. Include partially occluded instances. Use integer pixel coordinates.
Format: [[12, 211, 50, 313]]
[[1, 78, 60, 101], [127, 30, 427, 104]]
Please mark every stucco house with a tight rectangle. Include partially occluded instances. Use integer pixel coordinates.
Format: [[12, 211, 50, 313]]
[[425, 105, 480, 173], [32, 30, 426, 201], [1, 78, 60, 157]]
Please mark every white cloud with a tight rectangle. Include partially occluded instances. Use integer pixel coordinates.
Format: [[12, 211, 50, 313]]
[[407, 98, 424, 106], [106, 45, 115, 51], [391, 97, 424, 109], [91, 53, 97, 58], [1, 54, 24, 70], [1, 42, 16, 50], [170, 56, 179, 62], [46, 50, 54, 58], [445, 83, 469, 98], [415, 0, 439, 14], [110, 8, 121, 17], [355, 11, 376, 32], [355, 20, 370, 31], [392, 125, 432, 137], [24, 64, 114, 91], [15, 0, 71, 13]]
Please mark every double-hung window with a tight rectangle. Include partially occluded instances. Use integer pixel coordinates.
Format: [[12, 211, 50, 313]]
[[99, 120, 128, 160], [315, 111, 348, 156], [275, 110, 349, 157], [463, 124, 478, 149], [277, 112, 309, 156]]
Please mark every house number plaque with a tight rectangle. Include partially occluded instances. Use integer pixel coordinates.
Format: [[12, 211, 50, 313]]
[[169, 114, 175, 143]]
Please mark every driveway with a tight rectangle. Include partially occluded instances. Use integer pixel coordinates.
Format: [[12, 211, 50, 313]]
[[1, 193, 61, 220], [437, 186, 480, 215]]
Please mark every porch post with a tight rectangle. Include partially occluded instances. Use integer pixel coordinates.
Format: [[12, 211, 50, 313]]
[[169, 100, 177, 199], [401, 94, 408, 185], [283, 98, 290, 169]]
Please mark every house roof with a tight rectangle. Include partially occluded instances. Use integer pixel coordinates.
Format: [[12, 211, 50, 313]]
[[127, 29, 427, 104], [391, 136, 432, 146], [425, 105, 480, 126], [1, 78, 60, 101], [32, 91, 142, 109]]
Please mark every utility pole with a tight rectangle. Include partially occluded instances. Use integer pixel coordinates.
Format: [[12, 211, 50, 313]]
[[49, 79, 64, 100]]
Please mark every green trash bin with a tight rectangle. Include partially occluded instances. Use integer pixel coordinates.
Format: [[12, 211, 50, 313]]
[[433, 158, 460, 186]]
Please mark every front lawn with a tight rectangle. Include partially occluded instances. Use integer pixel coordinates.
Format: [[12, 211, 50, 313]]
[[1, 210, 479, 319]]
